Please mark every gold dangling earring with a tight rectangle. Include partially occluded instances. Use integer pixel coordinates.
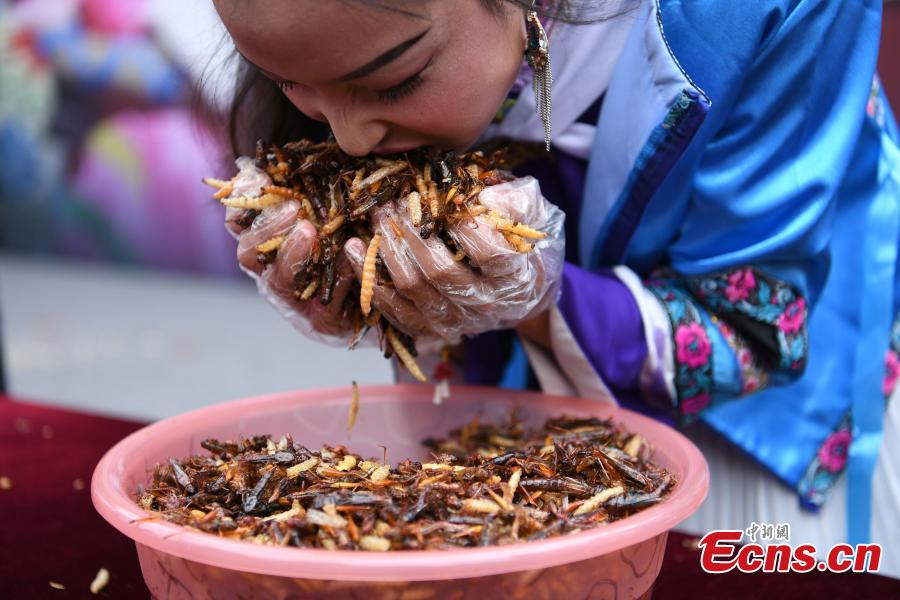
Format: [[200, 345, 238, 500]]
[[524, 5, 552, 151]]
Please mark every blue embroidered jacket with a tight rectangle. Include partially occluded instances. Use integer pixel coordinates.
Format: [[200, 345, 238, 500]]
[[551, 0, 897, 543]]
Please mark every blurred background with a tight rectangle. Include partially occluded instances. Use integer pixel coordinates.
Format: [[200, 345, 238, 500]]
[[0, 0, 897, 421], [0, 0, 392, 420]]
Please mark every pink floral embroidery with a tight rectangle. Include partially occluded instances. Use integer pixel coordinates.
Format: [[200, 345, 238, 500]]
[[867, 96, 878, 118], [817, 430, 852, 473], [675, 323, 712, 369], [883, 350, 900, 398], [682, 392, 710, 415], [724, 269, 756, 303], [777, 298, 807, 334], [743, 375, 761, 393], [713, 318, 768, 395], [867, 78, 886, 128], [799, 415, 852, 508]]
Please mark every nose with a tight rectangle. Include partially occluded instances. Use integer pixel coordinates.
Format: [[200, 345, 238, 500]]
[[322, 103, 388, 157]]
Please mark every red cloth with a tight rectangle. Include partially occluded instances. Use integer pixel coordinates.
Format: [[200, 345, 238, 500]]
[[879, 2, 900, 108], [1, 397, 897, 598], [0, 399, 145, 598]]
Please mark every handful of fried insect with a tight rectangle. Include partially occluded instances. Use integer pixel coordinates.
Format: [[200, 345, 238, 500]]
[[204, 140, 549, 381], [138, 413, 675, 550]]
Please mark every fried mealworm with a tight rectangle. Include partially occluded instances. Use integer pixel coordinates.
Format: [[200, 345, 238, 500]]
[[387, 326, 426, 382], [202, 177, 229, 189], [212, 179, 235, 199], [256, 235, 286, 253], [321, 214, 346, 235], [347, 381, 360, 432], [221, 193, 287, 210], [360, 234, 382, 317], [299, 278, 319, 301], [486, 210, 548, 239], [407, 191, 422, 227], [502, 232, 534, 253], [351, 162, 407, 193]]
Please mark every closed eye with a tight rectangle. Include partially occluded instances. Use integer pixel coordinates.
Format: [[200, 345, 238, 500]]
[[376, 58, 431, 105]]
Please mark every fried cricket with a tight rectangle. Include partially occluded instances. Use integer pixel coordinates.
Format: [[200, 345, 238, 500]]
[[138, 413, 675, 550], [205, 140, 548, 382]]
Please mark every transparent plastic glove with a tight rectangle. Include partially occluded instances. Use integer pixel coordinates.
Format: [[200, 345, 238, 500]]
[[344, 176, 565, 343], [224, 157, 275, 239], [227, 160, 358, 343]]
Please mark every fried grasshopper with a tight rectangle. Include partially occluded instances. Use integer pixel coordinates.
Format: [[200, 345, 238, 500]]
[[138, 413, 675, 550], [205, 141, 548, 381]]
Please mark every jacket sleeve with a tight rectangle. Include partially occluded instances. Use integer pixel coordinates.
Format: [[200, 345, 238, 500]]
[[552, 0, 880, 422]]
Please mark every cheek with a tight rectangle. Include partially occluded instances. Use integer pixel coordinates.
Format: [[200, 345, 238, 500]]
[[404, 59, 517, 147]]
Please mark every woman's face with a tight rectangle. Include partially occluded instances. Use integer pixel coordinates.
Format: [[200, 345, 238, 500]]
[[214, 0, 526, 156]]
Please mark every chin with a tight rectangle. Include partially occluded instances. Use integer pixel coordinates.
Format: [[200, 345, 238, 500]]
[[452, 132, 487, 153]]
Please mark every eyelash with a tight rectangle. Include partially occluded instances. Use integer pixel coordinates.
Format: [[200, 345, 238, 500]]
[[377, 64, 429, 105], [273, 60, 429, 103]]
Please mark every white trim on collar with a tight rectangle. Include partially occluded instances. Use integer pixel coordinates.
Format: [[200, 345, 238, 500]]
[[479, 4, 642, 159]]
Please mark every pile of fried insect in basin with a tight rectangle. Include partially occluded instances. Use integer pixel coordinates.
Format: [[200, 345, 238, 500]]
[[203, 140, 548, 382], [137, 413, 675, 550]]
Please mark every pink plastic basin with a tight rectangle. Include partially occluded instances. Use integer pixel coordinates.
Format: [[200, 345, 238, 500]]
[[92, 385, 708, 599]]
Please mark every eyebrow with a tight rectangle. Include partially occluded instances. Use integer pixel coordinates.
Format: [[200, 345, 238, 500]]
[[337, 28, 430, 82], [235, 50, 289, 82]]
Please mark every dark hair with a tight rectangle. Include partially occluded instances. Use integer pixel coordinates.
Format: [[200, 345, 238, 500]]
[[225, 58, 332, 157], [214, 1, 630, 160]]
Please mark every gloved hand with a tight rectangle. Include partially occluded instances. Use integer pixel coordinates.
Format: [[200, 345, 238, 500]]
[[236, 205, 362, 339], [343, 176, 565, 344], [227, 159, 359, 342]]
